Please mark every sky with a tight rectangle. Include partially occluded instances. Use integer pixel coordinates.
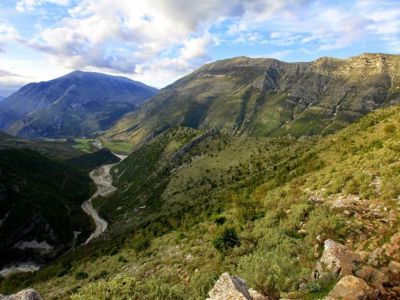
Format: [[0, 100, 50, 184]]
[[0, 0, 399, 95]]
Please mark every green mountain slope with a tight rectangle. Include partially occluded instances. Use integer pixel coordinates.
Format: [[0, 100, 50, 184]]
[[0, 135, 123, 271], [0, 149, 94, 267], [106, 53, 400, 147], [6, 102, 400, 299]]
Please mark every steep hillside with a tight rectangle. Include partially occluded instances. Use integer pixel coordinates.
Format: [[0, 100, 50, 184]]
[[5, 103, 400, 299], [106, 53, 400, 147], [0, 149, 94, 268], [0, 71, 157, 138], [0, 135, 123, 271]]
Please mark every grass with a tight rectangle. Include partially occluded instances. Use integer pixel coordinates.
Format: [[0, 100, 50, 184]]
[[4, 104, 400, 299], [71, 138, 134, 155]]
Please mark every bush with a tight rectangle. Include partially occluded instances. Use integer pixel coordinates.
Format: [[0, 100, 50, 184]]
[[75, 272, 89, 280], [118, 256, 128, 263], [92, 271, 109, 281], [214, 216, 226, 225], [384, 124, 396, 134], [131, 234, 151, 252], [71, 274, 187, 300], [57, 268, 69, 277], [237, 252, 280, 299], [213, 228, 240, 251]]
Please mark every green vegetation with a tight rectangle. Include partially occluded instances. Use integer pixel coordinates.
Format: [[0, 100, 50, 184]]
[[3, 102, 400, 299], [66, 149, 120, 171], [106, 54, 400, 148], [0, 148, 94, 267], [71, 138, 134, 155]]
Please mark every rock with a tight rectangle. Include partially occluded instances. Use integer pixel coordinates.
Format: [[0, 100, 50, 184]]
[[0, 289, 43, 300], [389, 261, 400, 275], [297, 229, 307, 235], [207, 272, 266, 300], [313, 240, 361, 280], [356, 265, 388, 291], [325, 275, 373, 300], [384, 233, 400, 261], [249, 289, 268, 300], [388, 261, 400, 286]]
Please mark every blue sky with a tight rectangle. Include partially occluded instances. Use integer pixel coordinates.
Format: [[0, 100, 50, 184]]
[[0, 0, 399, 94]]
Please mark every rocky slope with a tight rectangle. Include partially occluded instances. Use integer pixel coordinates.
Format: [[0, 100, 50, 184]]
[[0, 71, 157, 138], [106, 53, 400, 147]]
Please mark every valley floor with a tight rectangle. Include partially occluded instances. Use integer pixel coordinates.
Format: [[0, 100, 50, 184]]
[[82, 154, 127, 244]]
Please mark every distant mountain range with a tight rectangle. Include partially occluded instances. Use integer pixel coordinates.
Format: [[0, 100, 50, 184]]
[[106, 53, 400, 147], [0, 71, 158, 138], [0, 96, 5, 102]]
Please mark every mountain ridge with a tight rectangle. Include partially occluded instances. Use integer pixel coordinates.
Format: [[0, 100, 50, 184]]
[[0, 71, 158, 138], [105, 53, 400, 147]]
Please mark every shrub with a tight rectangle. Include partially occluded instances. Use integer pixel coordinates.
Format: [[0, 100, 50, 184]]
[[384, 124, 396, 134], [214, 216, 226, 225], [57, 268, 69, 277], [131, 234, 151, 252], [75, 271, 89, 280], [118, 256, 128, 263], [213, 228, 240, 251]]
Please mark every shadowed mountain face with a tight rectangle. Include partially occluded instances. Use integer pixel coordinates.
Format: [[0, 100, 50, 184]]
[[0, 71, 158, 138], [105, 53, 400, 147]]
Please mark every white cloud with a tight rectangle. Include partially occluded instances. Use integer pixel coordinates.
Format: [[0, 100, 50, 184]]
[[20, 0, 313, 84], [0, 23, 20, 52], [16, 0, 70, 12], [0, 0, 398, 88]]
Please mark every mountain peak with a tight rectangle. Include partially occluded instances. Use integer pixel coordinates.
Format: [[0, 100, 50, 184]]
[[0, 71, 158, 138]]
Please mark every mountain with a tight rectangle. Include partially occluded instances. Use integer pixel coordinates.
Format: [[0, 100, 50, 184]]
[[0, 71, 158, 138], [0, 96, 5, 102], [106, 53, 400, 147], [5, 102, 400, 299], [3, 54, 400, 299]]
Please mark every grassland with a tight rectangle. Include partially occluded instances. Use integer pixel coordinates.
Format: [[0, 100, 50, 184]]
[[71, 138, 134, 155]]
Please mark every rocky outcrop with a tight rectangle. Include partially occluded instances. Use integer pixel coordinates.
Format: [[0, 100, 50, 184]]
[[325, 275, 374, 300], [170, 128, 218, 164], [0, 289, 42, 300], [312, 239, 400, 299], [313, 239, 361, 280], [207, 272, 268, 300]]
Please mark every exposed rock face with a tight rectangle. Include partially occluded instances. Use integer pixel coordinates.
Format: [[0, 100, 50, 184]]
[[356, 265, 388, 292], [325, 275, 374, 300], [0, 289, 42, 300], [313, 239, 361, 280], [207, 272, 268, 300]]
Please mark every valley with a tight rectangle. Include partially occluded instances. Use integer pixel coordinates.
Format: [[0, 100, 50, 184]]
[[82, 154, 127, 245], [1, 53, 400, 299]]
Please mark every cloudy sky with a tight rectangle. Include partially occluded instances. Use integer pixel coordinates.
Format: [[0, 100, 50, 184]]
[[0, 0, 399, 95]]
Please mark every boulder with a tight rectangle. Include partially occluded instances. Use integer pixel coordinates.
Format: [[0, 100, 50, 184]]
[[0, 289, 42, 300], [325, 275, 373, 300], [207, 272, 268, 300], [388, 261, 400, 286], [313, 239, 361, 280], [356, 265, 388, 292]]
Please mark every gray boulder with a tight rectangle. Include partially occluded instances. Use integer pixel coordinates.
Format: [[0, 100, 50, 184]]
[[0, 289, 42, 300]]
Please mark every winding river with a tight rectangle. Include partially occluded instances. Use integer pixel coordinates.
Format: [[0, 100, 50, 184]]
[[0, 153, 127, 277], [82, 154, 126, 244]]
